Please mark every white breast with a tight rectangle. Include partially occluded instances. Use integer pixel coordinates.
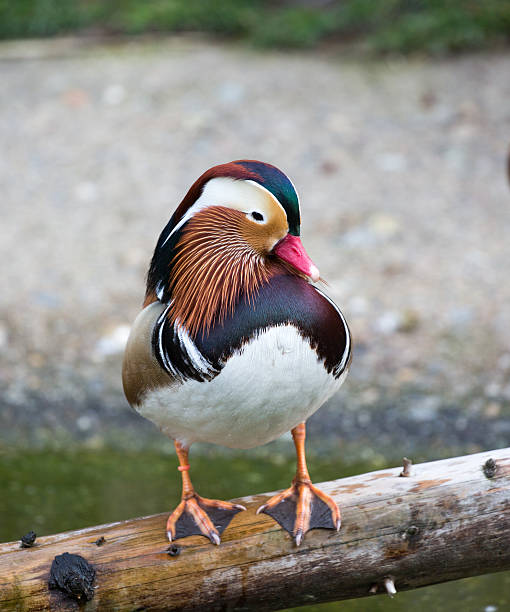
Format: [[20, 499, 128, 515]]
[[137, 324, 347, 449]]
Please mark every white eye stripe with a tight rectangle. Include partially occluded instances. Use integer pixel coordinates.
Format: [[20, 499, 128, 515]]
[[244, 180, 288, 217], [160, 177, 285, 249]]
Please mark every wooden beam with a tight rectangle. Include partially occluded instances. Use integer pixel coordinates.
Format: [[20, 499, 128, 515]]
[[1, 447, 509, 611]]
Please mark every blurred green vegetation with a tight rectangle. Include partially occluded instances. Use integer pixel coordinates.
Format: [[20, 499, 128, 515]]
[[0, 0, 509, 54]]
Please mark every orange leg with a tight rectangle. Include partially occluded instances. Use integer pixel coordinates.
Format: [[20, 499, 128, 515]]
[[257, 422, 340, 545], [166, 441, 246, 545]]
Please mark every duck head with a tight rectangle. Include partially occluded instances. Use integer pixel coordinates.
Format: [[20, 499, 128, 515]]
[[145, 160, 319, 336]]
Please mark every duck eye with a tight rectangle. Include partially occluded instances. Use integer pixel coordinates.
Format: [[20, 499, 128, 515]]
[[250, 211, 265, 222]]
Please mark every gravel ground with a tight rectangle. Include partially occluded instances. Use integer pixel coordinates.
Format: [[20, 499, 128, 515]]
[[1, 37, 509, 458]]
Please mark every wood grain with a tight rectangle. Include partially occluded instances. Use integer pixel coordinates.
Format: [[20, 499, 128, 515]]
[[1, 447, 509, 611]]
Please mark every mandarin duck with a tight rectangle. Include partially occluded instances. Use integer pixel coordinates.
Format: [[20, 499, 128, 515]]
[[122, 160, 351, 546]]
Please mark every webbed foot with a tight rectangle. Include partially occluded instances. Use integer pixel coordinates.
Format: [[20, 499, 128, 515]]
[[166, 494, 245, 545], [257, 480, 340, 546]]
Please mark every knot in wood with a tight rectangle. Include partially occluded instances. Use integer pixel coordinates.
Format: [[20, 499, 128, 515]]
[[399, 457, 412, 477], [483, 458, 497, 479], [48, 552, 96, 601], [20, 531, 37, 548]]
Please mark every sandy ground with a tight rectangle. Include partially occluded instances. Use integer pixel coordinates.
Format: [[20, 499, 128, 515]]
[[1, 37, 509, 458]]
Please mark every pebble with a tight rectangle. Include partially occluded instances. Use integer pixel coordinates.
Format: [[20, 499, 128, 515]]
[[217, 81, 244, 105], [348, 296, 369, 315], [77, 415, 93, 432], [75, 181, 98, 202], [94, 326, 131, 358], [341, 226, 378, 248], [399, 309, 420, 333], [375, 312, 401, 335], [484, 402, 501, 418], [447, 307, 473, 329], [102, 84, 126, 106], [497, 354, 510, 371], [0, 324, 7, 349], [484, 383, 501, 399], [408, 396, 441, 422], [501, 384, 510, 402], [376, 152, 407, 172], [367, 213, 401, 238]]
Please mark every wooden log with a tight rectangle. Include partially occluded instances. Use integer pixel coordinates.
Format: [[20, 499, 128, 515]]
[[1, 447, 509, 611]]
